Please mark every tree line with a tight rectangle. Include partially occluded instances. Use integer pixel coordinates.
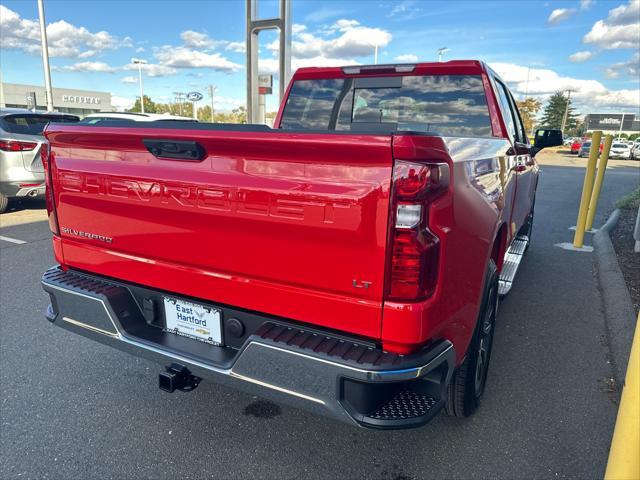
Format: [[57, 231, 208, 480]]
[[128, 95, 249, 123], [129, 93, 633, 139]]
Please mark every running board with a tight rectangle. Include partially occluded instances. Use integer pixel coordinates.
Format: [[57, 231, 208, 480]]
[[498, 235, 529, 296]]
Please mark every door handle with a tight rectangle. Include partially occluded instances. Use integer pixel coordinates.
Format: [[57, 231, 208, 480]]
[[143, 139, 206, 161]]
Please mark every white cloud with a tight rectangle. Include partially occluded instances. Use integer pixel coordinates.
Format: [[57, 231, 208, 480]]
[[121, 76, 138, 84], [583, 0, 640, 49], [584, 20, 640, 49], [292, 24, 307, 34], [62, 61, 118, 73], [180, 30, 217, 49], [605, 51, 640, 78], [491, 62, 640, 111], [135, 46, 145, 53], [225, 41, 246, 53], [259, 18, 392, 76], [395, 54, 419, 62], [608, 0, 640, 24], [267, 18, 392, 64], [153, 46, 241, 71], [568, 50, 594, 62], [547, 8, 576, 25], [122, 62, 178, 77], [111, 95, 135, 112], [580, 0, 594, 10], [388, 0, 420, 18], [0, 5, 128, 58]]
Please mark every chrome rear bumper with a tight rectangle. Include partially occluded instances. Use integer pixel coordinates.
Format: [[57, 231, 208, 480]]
[[42, 266, 455, 429]]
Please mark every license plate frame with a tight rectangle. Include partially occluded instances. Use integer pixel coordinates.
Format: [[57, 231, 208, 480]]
[[163, 297, 222, 346]]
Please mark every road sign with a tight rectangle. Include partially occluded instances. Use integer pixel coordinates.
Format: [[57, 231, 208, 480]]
[[186, 91, 203, 102], [258, 74, 273, 95]]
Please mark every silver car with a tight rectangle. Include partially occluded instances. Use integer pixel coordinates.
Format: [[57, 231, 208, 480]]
[[0, 109, 78, 213]]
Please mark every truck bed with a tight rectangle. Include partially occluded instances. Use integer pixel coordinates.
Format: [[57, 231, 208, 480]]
[[45, 122, 395, 339]]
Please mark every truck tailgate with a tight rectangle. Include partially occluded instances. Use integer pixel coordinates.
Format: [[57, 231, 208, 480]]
[[45, 125, 393, 339]]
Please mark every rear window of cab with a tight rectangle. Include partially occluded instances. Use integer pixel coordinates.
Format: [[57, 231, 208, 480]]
[[280, 75, 493, 138]]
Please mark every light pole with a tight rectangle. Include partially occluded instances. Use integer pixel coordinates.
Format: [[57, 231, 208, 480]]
[[617, 113, 626, 138], [131, 58, 147, 113], [437, 47, 449, 62], [374, 44, 378, 64], [37, 0, 54, 111]]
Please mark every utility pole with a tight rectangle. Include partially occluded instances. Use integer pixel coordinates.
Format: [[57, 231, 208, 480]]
[[173, 92, 185, 116], [437, 47, 449, 62], [374, 44, 378, 64], [560, 89, 574, 135], [131, 58, 147, 113], [208, 85, 217, 122], [37, 0, 54, 111]]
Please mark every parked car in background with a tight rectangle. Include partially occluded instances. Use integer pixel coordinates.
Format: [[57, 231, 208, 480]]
[[563, 136, 575, 146], [82, 112, 198, 124], [570, 138, 582, 154], [578, 141, 600, 157], [630, 141, 640, 159], [0, 109, 79, 213], [609, 142, 632, 159]]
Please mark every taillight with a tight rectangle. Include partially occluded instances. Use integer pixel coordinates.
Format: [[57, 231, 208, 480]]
[[386, 160, 449, 301], [0, 140, 38, 151], [41, 142, 60, 235]]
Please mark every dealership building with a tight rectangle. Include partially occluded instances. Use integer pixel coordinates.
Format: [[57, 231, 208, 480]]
[[0, 82, 112, 116], [584, 113, 640, 136]]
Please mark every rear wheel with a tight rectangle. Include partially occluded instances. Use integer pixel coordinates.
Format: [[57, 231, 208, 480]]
[[445, 259, 498, 417], [0, 194, 8, 214]]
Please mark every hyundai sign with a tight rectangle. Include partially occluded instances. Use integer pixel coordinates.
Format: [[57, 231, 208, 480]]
[[186, 91, 203, 102]]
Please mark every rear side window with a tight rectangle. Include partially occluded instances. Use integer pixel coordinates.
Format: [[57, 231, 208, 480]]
[[494, 81, 518, 142], [1, 115, 79, 135], [280, 75, 493, 137]]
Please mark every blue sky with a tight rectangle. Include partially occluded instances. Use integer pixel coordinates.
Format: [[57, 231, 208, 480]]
[[1, 0, 638, 114]]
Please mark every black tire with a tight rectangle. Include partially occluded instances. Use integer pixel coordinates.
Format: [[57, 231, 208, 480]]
[[0, 194, 8, 214], [445, 259, 498, 417]]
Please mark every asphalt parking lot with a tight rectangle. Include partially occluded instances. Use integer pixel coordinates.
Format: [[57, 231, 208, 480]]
[[1, 150, 638, 480]]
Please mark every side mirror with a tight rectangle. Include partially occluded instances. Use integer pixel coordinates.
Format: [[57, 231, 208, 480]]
[[534, 129, 563, 150]]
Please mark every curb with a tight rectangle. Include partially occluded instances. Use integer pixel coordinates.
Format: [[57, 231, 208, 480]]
[[593, 209, 637, 386]]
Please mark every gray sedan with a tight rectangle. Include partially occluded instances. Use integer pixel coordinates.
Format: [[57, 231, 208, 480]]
[[0, 109, 78, 213]]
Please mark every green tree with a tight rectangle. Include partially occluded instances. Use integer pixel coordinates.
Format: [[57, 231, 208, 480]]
[[128, 95, 157, 113], [197, 105, 214, 122], [540, 91, 579, 131], [515, 97, 542, 134], [213, 106, 247, 124]]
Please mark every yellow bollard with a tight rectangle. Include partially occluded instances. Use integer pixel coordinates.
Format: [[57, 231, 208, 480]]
[[586, 135, 613, 231], [604, 312, 640, 480], [573, 131, 602, 248]]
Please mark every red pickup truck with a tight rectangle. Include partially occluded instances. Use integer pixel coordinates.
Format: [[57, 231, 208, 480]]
[[41, 61, 561, 429]]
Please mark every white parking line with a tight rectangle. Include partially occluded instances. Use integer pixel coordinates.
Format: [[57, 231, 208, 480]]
[[0, 235, 26, 245]]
